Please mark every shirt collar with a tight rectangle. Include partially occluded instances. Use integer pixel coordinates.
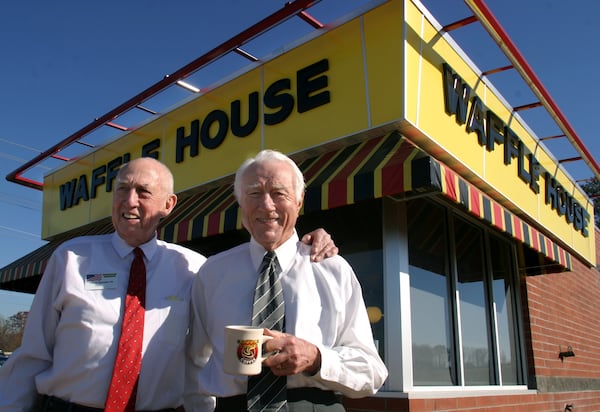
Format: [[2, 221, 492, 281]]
[[249, 231, 299, 273], [111, 231, 158, 261]]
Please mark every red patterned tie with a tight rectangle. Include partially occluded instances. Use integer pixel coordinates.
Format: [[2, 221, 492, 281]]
[[106, 247, 146, 412]]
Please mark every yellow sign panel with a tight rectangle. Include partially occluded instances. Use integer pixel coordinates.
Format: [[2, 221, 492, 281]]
[[42, 0, 594, 265], [262, 19, 370, 152], [42, 9, 379, 237], [402, 0, 594, 263]]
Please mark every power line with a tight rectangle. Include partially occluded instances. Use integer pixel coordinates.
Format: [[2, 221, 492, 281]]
[[0, 152, 52, 170], [0, 137, 51, 170], [0, 137, 43, 153], [0, 191, 41, 211], [0, 224, 40, 238]]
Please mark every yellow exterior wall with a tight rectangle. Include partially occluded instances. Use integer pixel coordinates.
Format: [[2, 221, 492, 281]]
[[42, 0, 595, 265], [402, 0, 594, 264]]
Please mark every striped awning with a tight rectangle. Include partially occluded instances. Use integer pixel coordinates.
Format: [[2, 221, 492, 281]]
[[0, 220, 114, 284], [158, 184, 240, 243], [1, 131, 571, 286], [158, 132, 571, 271], [412, 156, 572, 271], [300, 132, 419, 213], [158, 132, 421, 242]]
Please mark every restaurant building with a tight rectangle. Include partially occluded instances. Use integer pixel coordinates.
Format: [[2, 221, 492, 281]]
[[2, 0, 599, 410]]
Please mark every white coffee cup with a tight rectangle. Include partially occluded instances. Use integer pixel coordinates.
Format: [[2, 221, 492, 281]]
[[224, 325, 274, 375]]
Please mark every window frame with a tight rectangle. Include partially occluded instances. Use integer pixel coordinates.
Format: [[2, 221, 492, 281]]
[[383, 196, 529, 394]]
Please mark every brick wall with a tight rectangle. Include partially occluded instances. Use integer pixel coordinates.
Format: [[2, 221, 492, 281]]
[[343, 391, 600, 411], [524, 230, 600, 384]]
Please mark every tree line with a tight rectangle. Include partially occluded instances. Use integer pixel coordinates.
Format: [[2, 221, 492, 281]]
[[582, 177, 600, 228], [0, 311, 27, 352]]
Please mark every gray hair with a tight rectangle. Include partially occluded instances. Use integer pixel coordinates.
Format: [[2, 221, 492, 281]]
[[234, 150, 305, 203]]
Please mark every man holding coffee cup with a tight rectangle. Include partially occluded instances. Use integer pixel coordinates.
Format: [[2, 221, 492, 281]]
[[186, 150, 388, 411]]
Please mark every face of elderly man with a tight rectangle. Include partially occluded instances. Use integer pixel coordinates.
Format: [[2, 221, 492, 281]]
[[111, 157, 177, 247], [239, 159, 303, 251]]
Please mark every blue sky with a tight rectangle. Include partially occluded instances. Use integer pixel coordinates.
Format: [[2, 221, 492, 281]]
[[0, 0, 598, 318]]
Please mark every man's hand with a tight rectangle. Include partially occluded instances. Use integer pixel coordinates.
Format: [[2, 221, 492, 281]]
[[262, 329, 321, 376], [301, 228, 339, 262]]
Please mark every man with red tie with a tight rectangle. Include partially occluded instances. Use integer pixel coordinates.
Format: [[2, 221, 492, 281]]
[[0, 157, 338, 412]]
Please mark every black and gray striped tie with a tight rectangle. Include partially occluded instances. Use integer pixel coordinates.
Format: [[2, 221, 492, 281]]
[[247, 251, 287, 412]]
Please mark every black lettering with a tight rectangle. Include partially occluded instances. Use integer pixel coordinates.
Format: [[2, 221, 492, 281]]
[[201, 110, 228, 149], [563, 193, 574, 223], [574, 206, 590, 236], [486, 111, 504, 151], [466, 96, 486, 146], [231, 92, 259, 137], [557, 188, 567, 217], [297, 59, 330, 113], [545, 173, 559, 210], [528, 154, 541, 194], [90, 166, 106, 199], [106, 157, 124, 192], [176, 120, 200, 163], [443, 63, 589, 237], [73, 175, 89, 205], [504, 127, 520, 166], [59, 179, 77, 210], [442, 63, 470, 124], [507, 129, 532, 186], [142, 139, 160, 159], [264, 78, 294, 125]]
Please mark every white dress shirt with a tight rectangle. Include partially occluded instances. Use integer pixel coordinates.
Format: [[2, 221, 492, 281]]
[[186, 231, 388, 406], [0, 232, 207, 411]]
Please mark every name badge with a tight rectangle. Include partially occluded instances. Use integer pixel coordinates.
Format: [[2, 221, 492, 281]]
[[85, 273, 118, 290]]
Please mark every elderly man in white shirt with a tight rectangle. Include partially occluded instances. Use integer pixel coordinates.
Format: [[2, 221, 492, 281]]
[[0, 157, 338, 412], [187, 150, 388, 411]]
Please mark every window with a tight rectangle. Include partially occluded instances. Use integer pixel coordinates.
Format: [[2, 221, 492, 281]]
[[408, 197, 523, 386], [408, 199, 455, 385], [489, 235, 520, 385], [298, 199, 385, 359]]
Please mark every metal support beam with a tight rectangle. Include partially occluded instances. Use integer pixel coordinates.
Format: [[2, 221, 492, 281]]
[[6, 0, 321, 190], [465, 0, 600, 181]]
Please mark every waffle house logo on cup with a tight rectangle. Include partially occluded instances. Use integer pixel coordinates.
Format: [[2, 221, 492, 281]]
[[237, 339, 259, 365]]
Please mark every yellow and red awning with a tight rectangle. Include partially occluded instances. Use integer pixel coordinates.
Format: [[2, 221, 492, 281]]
[[157, 131, 571, 270], [1, 132, 572, 286], [157, 132, 420, 242], [412, 156, 571, 270]]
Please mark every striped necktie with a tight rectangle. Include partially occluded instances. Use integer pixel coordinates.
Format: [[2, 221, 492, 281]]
[[106, 247, 146, 412], [247, 251, 287, 412]]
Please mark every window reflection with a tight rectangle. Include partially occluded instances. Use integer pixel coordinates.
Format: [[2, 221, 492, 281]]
[[408, 199, 455, 385], [407, 197, 522, 386], [454, 218, 490, 385], [489, 235, 519, 385]]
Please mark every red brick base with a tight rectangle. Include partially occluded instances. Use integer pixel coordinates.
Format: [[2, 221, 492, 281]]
[[343, 391, 600, 411]]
